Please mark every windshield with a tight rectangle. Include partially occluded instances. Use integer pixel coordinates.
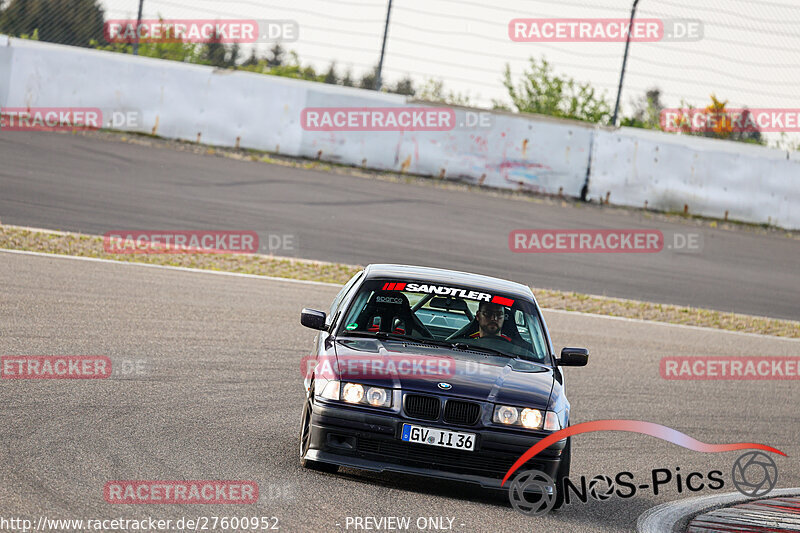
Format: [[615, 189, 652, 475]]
[[337, 279, 550, 363]]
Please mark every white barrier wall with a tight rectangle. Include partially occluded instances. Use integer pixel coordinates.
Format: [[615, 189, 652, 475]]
[[589, 127, 800, 229], [0, 37, 309, 155], [299, 92, 594, 195], [1, 37, 798, 228], [0, 37, 594, 198], [0, 35, 12, 108]]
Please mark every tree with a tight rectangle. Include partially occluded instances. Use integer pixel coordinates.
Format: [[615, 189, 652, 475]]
[[87, 31, 474, 106], [392, 76, 414, 96], [228, 42, 241, 67], [416, 79, 473, 106], [299, 64, 318, 81], [674, 95, 763, 145], [267, 43, 285, 67], [340, 69, 355, 87], [359, 66, 379, 90], [0, 0, 105, 48], [706, 95, 762, 144], [241, 49, 259, 67], [497, 57, 611, 124], [323, 62, 338, 85], [621, 88, 663, 129], [244, 50, 322, 82], [201, 32, 228, 68]]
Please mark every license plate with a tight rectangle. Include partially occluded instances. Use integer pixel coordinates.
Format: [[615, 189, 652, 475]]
[[401, 424, 476, 451]]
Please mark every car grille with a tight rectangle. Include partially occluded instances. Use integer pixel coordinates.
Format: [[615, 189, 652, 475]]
[[443, 400, 481, 426], [404, 394, 440, 420]]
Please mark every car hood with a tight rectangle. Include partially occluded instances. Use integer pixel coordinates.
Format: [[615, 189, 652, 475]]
[[333, 338, 554, 409]]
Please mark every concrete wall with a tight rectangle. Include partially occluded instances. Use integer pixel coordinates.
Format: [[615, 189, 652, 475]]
[[1, 36, 797, 228], [589, 127, 800, 228]]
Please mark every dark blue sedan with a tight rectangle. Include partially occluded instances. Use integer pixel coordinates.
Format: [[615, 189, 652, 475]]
[[299, 264, 588, 492]]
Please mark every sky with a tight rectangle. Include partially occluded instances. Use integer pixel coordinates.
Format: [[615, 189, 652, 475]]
[[100, 0, 800, 146]]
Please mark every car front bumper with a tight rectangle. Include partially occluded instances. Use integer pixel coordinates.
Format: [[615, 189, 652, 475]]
[[304, 400, 565, 489]]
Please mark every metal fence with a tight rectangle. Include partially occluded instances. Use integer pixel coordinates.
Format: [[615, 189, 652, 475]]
[[1, 0, 798, 146]]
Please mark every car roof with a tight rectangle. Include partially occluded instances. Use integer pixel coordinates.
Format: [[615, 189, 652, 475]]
[[362, 264, 535, 301]]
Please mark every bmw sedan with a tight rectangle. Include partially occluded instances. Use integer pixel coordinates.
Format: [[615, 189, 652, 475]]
[[299, 264, 588, 492]]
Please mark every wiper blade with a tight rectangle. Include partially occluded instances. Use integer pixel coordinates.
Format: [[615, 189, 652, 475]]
[[340, 332, 518, 358], [341, 331, 380, 338], [341, 331, 459, 350], [375, 332, 432, 343], [452, 342, 516, 359], [341, 331, 417, 342]]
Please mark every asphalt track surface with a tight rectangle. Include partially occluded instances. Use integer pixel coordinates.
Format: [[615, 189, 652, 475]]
[[2, 251, 798, 533], [1, 132, 799, 320]]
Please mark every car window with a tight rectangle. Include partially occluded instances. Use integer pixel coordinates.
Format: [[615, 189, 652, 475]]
[[515, 309, 547, 356], [338, 279, 548, 363]]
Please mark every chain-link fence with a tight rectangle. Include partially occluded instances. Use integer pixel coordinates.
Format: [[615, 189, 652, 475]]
[[1, 0, 798, 147]]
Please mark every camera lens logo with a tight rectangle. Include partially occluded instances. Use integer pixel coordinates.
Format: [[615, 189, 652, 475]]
[[588, 474, 614, 500], [508, 470, 556, 516], [732, 451, 778, 497]]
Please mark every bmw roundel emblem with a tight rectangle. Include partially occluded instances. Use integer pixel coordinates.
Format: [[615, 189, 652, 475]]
[[437, 382, 452, 390]]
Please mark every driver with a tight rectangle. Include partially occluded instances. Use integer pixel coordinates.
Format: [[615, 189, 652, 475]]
[[470, 301, 512, 341]]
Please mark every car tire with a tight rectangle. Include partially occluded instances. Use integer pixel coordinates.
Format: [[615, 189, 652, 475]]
[[299, 388, 339, 473], [552, 436, 571, 511]]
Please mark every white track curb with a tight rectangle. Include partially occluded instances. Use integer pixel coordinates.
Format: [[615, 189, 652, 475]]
[[637, 488, 800, 533]]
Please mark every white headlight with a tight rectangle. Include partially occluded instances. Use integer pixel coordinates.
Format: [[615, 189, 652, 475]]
[[342, 383, 364, 403], [494, 405, 519, 424], [366, 387, 389, 407], [544, 411, 561, 431], [520, 408, 543, 429], [320, 380, 340, 400]]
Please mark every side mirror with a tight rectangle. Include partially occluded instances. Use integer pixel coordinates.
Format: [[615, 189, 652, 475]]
[[301, 308, 327, 331], [558, 347, 588, 366]]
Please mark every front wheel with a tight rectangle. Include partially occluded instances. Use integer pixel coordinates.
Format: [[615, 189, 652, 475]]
[[299, 391, 339, 473], [552, 436, 571, 511]]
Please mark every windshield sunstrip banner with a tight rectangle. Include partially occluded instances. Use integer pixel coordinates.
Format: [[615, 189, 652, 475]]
[[380, 282, 515, 306]]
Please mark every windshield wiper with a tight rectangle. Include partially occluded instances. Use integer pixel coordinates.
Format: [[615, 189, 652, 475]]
[[451, 342, 517, 359], [341, 331, 519, 358]]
